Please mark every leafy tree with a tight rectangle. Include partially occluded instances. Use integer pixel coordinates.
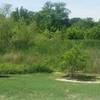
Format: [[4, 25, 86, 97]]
[[85, 26, 100, 39], [11, 7, 34, 24], [69, 18, 81, 26], [66, 25, 84, 39], [0, 17, 14, 52], [66, 18, 96, 39], [0, 3, 12, 17], [53, 2, 70, 30], [12, 21, 34, 50], [35, 1, 70, 39], [61, 44, 89, 77], [70, 18, 95, 29]]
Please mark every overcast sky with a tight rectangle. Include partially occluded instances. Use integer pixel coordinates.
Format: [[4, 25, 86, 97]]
[[0, 0, 100, 20]]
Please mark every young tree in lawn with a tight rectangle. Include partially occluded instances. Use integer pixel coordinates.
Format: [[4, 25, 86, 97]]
[[61, 44, 89, 77]]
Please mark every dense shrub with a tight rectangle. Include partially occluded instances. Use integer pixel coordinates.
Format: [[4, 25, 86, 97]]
[[85, 27, 100, 39], [29, 64, 53, 73], [61, 44, 89, 76], [66, 26, 84, 39], [12, 21, 34, 50], [0, 63, 53, 74], [0, 18, 14, 53], [0, 1, 100, 74]]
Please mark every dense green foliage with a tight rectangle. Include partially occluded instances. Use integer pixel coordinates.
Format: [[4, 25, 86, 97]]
[[0, 40, 99, 74], [0, 63, 52, 74], [61, 44, 88, 75], [0, 1, 100, 74]]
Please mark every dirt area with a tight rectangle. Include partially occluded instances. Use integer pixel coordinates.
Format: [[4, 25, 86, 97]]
[[56, 78, 100, 84]]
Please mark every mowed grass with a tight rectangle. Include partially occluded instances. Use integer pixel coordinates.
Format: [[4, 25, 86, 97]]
[[0, 73, 100, 100]]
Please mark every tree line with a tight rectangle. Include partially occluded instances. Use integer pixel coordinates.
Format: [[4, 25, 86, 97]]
[[0, 1, 100, 53]]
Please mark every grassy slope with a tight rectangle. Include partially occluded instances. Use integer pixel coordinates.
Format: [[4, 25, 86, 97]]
[[0, 74, 100, 100]]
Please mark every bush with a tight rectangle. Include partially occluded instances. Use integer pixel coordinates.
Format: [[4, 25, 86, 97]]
[[61, 44, 89, 76], [0, 18, 14, 53], [66, 26, 84, 39], [85, 27, 100, 39], [12, 21, 34, 50], [0, 63, 53, 74], [29, 64, 53, 73]]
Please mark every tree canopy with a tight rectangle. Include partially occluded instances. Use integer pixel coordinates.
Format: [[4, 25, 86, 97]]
[[0, 1, 100, 53]]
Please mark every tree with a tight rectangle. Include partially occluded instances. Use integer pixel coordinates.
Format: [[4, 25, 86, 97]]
[[0, 17, 14, 52], [53, 2, 70, 31], [12, 21, 34, 50], [85, 26, 100, 39], [0, 3, 12, 17], [61, 44, 88, 77], [69, 18, 81, 26], [70, 18, 95, 29], [66, 25, 84, 39], [11, 7, 34, 24], [66, 18, 96, 39], [35, 1, 70, 39]]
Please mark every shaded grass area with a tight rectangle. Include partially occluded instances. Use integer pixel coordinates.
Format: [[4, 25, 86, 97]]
[[63, 73, 98, 81], [0, 73, 100, 100]]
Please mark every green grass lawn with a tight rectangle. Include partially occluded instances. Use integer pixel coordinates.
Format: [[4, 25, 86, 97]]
[[0, 73, 100, 100]]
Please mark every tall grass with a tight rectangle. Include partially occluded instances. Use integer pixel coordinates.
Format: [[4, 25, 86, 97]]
[[0, 39, 100, 74]]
